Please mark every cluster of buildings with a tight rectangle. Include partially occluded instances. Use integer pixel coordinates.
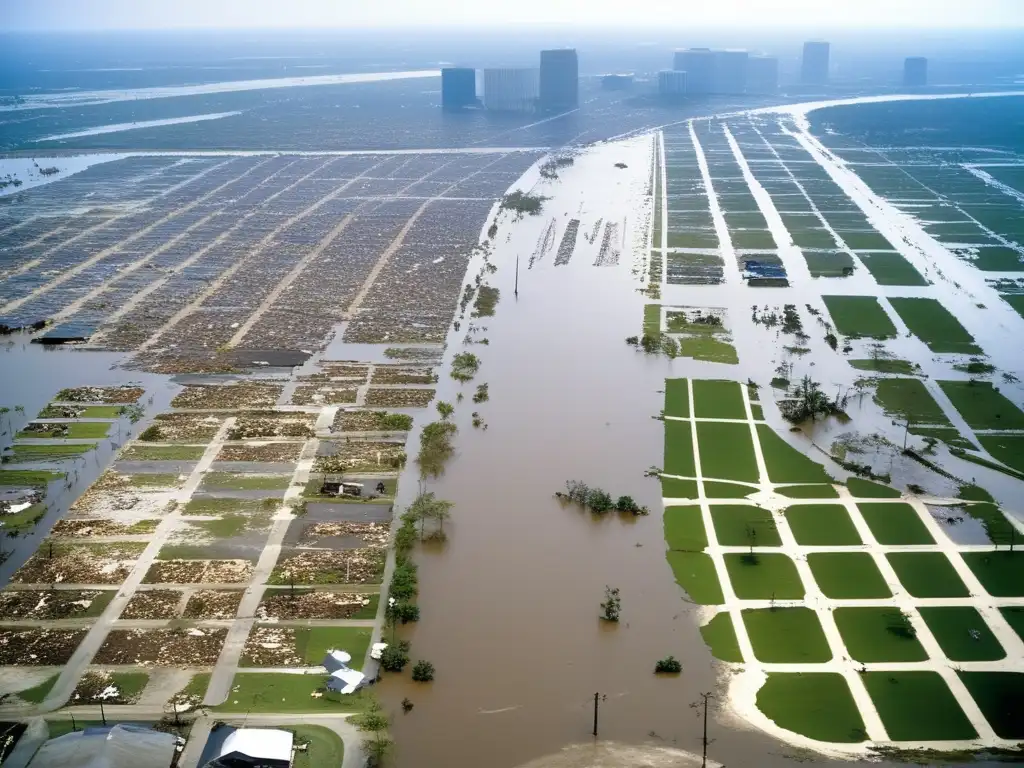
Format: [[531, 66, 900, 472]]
[[441, 48, 579, 113], [441, 42, 931, 112]]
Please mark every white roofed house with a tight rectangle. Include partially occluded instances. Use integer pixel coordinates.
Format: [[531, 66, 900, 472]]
[[203, 727, 293, 768]]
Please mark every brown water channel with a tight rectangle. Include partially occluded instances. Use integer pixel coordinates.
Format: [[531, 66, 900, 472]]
[[375, 233, 870, 766]]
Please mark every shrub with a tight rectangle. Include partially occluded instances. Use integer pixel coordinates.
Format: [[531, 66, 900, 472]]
[[411, 660, 435, 682], [390, 562, 419, 601], [654, 656, 682, 674], [600, 586, 621, 622], [436, 401, 454, 419], [138, 425, 163, 441], [586, 488, 614, 513], [380, 643, 410, 672], [389, 601, 420, 624]]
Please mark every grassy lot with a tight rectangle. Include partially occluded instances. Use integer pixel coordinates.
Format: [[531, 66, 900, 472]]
[[858, 503, 934, 545], [127, 473, 184, 489], [665, 552, 724, 604], [697, 422, 759, 483], [757, 426, 832, 484], [661, 476, 698, 499], [856, 252, 928, 286], [214, 673, 377, 713], [802, 250, 856, 278], [808, 553, 891, 599], [979, 434, 1024, 474], [863, 672, 977, 741], [644, 304, 662, 335], [919, 608, 1005, 662], [848, 358, 918, 375], [724, 553, 804, 600], [296, 627, 372, 668], [750, 403, 764, 420], [17, 422, 111, 439], [785, 504, 861, 545], [888, 297, 982, 354], [191, 512, 268, 538], [692, 379, 746, 419], [957, 672, 1024, 739], [910, 427, 976, 451], [886, 552, 970, 598], [961, 551, 1024, 597], [664, 506, 707, 551], [261, 589, 379, 620], [173, 673, 211, 701], [841, 231, 894, 250], [183, 497, 276, 515], [664, 379, 690, 418], [664, 420, 696, 477], [1003, 293, 1024, 320], [742, 608, 831, 663], [0, 470, 63, 487], [834, 608, 929, 663], [1001, 607, 1024, 643], [0, 502, 46, 533], [951, 449, 1024, 482], [202, 472, 291, 491], [777, 484, 839, 499], [120, 444, 206, 461], [290, 725, 344, 768], [46, 720, 109, 739], [756, 673, 866, 743], [822, 296, 897, 339], [699, 612, 743, 662], [846, 478, 901, 499], [18, 674, 59, 704], [969, 246, 1024, 271], [872, 379, 951, 425], [107, 672, 149, 701], [958, 502, 1018, 546], [679, 336, 738, 365], [9, 444, 95, 460], [938, 381, 1024, 430], [711, 505, 781, 547], [703, 481, 754, 499]]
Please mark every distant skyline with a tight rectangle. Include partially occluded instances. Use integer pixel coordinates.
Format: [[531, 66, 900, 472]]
[[4, 0, 1023, 30]]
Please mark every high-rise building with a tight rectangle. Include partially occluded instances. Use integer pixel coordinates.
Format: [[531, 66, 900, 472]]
[[673, 48, 716, 94], [747, 56, 779, 94], [801, 41, 830, 85], [713, 50, 749, 95], [539, 49, 579, 111], [658, 70, 687, 98], [482, 68, 539, 112], [441, 67, 477, 110], [904, 57, 928, 88]]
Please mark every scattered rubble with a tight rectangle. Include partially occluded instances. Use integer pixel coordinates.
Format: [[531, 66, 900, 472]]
[[12, 543, 146, 585], [216, 442, 302, 463], [56, 386, 144, 404], [241, 626, 303, 666], [143, 559, 253, 584], [171, 382, 284, 409], [120, 590, 183, 619], [0, 589, 109, 620], [182, 589, 243, 619], [94, 628, 227, 666], [257, 590, 374, 620], [270, 549, 386, 585], [365, 388, 435, 408], [0, 628, 87, 665]]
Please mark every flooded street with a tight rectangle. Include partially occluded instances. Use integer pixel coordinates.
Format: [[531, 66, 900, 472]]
[[376, 139, 853, 768]]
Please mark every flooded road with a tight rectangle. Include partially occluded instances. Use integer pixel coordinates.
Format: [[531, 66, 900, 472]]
[[375, 139, 857, 768]]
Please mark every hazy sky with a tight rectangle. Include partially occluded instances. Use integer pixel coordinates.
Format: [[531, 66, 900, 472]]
[[5, 0, 1023, 30]]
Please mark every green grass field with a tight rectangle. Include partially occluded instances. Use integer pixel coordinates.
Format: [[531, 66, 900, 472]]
[[803, 250, 856, 278], [919, 607, 1005, 662], [858, 503, 935, 545], [885, 552, 970, 598], [846, 478, 901, 499], [201, 472, 291, 491], [183, 497, 275, 515], [822, 296, 897, 339], [756, 425, 833, 484], [743, 608, 832, 663], [17, 422, 111, 439], [724, 553, 804, 600], [979, 434, 1024, 474], [938, 381, 1024, 431], [18, 674, 59, 704], [664, 506, 707, 551], [692, 379, 746, 419], [699, 612, 743, 662], [679, 336, 739, 364], [862, 672, 976, 741], [873, 379, 951, 425], [785, 504, 862, 545], [644, 304, 662, 335], [961, 551, 1024, 597], [808, 553, 891, 599], [697, 421, 759, 483], [703, 481, 755, 498], [888, 297, 982, 354], [834, 607, 929, 663], [756, 673, 866, 742], [214, 673, 376, 713], [777, 484, 839, 499], [296, 627, 372, 668], [661, 476, 698, 499], [0, 469, 63, 487], [848, 358, 918, 375], [665, 552, 723, 604], [957, 672, 1024, 739], [1000, 607, 1024, 643], [710, 505, 781, 546], [9, 444, 95, 460], [120, 444, 206, 461], [290, 725, 345, 768], [856, 252, 928, 286], [664, 420, 696, 477], [664, 379, 689, 418]]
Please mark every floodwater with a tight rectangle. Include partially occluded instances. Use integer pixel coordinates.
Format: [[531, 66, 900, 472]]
[[373, 141, 858, 768]]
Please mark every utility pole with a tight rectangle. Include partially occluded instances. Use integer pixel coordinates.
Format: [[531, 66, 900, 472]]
[[99, 698, 106, 726], [514, 255, 520, 297], [691, 691, 714, 768], [592, 692, 600, 736]]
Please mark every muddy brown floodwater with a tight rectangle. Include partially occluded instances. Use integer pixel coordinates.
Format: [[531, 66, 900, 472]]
[[373, 151, 870, 765]]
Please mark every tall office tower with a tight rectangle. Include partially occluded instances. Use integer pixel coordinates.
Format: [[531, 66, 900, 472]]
[[712, 49, 749, 94], [746, 55, 779, 94], [482, 68, 540, 112], [673, 48, 716, 94], [801, 41, 831, 85], [658, 70, 688, 97], [904, 57, 928, 88], [441, 67, 477, 110], [539, 49, 579, 110]]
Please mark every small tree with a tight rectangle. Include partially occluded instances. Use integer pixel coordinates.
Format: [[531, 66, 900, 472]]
[[436, 401, 454, 420], [411, 660, 435, 682], [600, 586, 621, 622], [380, 643, 410, 672], [654, 656, 682, 674]]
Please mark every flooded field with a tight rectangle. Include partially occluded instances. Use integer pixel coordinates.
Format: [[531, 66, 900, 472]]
[[1, 91, 1023, 767]]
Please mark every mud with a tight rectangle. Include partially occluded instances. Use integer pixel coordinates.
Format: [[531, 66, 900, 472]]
[[170, 382, 283, 409], [120, 589, 183, 619], [227, 413, 316, 440], [290, 385, 358, 405], [94, 627, 227, 665], [144, 413, 225, 442], [182, 589, 244, 620], [50, 518, 159, 537], [298, 521, 390, 548], [256, 589, 374, 620], [0, 628, 87, 665], [0, 589, 109, 619], [216, 443, 302, 463], [12, 543, 145, 584]]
